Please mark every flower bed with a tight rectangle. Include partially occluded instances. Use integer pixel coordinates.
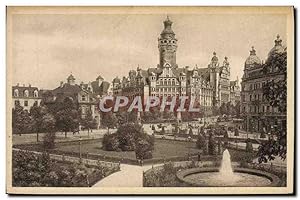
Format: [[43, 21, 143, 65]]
[[12, 150, 119, 187]]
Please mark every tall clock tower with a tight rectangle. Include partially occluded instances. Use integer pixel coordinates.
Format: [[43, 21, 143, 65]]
[[158, 16, 178, 68]]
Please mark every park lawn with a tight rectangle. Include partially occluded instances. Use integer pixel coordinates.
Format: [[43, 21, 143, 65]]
[[55, 139, 201, 160]]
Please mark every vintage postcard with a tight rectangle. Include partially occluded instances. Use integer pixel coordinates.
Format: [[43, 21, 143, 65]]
[[6, 6, 294, 195]]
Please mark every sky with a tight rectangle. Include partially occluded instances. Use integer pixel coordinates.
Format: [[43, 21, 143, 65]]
[[11, 13, 287, 90]]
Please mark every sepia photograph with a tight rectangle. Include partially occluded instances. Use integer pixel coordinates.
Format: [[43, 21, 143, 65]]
[[6, 6, 294, 195]]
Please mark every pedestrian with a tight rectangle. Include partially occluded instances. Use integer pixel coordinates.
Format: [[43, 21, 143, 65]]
[[197, 153, 201, 161]]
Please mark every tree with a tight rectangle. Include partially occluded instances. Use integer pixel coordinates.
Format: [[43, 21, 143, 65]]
[[128, 111, 138, 123], [207, 132, 216, 155], [81, 109, 96, 134], [189, 127, 193, 137], [245, 138, 253, 153], [196, 132, 207, 154], [226, 102, 233, 116], [173, 123, 179, 135], [258, 50, 287, 163], [55, 98, 79, 138], [234, 127, 239, 137], [219, 103, 227, 115], [102, 112, 118, 134], [12, 102, 33, 135], [234, 101, 241, 117], [30, 102, 49, 142], [212, 105, 219, 116], [135, 138, 154, 160], [42, 113, 56, 149]]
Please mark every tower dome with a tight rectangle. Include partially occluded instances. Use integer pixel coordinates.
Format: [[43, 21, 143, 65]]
[[67, 74, 76, 85], [112, 77, 120, 83], [161, 16, 175, 35], [245, 46, 261, 68], [268, 34, 285, 57]]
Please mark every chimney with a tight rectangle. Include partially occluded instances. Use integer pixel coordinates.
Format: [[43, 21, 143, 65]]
[[17, 83, 19, 86], [60, 81, 64, 88], [29, 84, 31, 87], [23, 84, 25, 87]]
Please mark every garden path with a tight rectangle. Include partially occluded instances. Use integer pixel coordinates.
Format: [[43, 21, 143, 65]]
[[92, 164, 162, 187], [93, 164, 144, 187]]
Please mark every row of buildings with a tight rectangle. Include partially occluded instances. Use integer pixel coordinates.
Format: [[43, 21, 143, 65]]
[[12, 17, 286, 134], [12, 75, 110, 129], [240, 35, 287, 133], [112, 17, 241, 114]]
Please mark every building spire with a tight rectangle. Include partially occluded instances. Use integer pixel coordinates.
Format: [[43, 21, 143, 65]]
[[250, 46, 256, 55], [275, 34, 282, 46], [223, 56, 229, 66]]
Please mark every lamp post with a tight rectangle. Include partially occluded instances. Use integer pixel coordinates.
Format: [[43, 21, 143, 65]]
[[79, 137, 82, 163]]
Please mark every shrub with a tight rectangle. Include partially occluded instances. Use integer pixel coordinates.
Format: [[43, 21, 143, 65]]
[[245, 138, 253, 152], [234, 128, 239, 136], [196, 133, 207, 154], [102, 123, 154, 159], [12, 150, 118, 187], [208, 133, 217, 155], [135, 138, 154, 160], [43, 132, 56, 149], [260, 132, 267, 138], [102, 133, 120, 151]]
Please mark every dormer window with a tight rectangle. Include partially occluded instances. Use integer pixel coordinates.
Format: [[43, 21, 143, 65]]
[[24, 90, 29, 97], [33, 90, 38, 98], [14, 89, 19, 97]]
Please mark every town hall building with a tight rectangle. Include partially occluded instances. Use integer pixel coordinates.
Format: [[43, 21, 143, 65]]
[[112, 16, 240, 114]]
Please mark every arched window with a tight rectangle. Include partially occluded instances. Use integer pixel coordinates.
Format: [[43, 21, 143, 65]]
[[24, 90, 29, 97], [14, 89, 19, 97], [33, 90, 38, 98]]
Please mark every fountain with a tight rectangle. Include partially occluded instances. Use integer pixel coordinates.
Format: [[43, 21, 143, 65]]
[[176, 149, 281, 187], [219, 149, 234, 178]]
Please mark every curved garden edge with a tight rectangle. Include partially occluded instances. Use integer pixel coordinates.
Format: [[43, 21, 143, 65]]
[[176, 167, 281, 187]]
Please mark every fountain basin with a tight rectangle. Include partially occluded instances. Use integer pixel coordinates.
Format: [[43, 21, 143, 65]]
[[176, 167, 281, 187]]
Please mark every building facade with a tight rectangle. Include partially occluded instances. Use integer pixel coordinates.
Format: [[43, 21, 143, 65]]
[[240, 35, 287, 133], [12, 84, 42, 111], [44, 74, 110, 129], [112, 17, 240, 114]]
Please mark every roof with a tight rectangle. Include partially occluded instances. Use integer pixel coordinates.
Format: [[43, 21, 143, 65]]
[[91, 80, 110, 95], [96, 75, 104, 81], [67, 74, 75, 81], [245, 47, 261, 66], [161, 16, 175, 35], [51, 83, 91, 102], [113, 77, 121, 83], [268, 35, 286, 57], [12, 85, 41, 98], [53, 83, 82, 94]]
